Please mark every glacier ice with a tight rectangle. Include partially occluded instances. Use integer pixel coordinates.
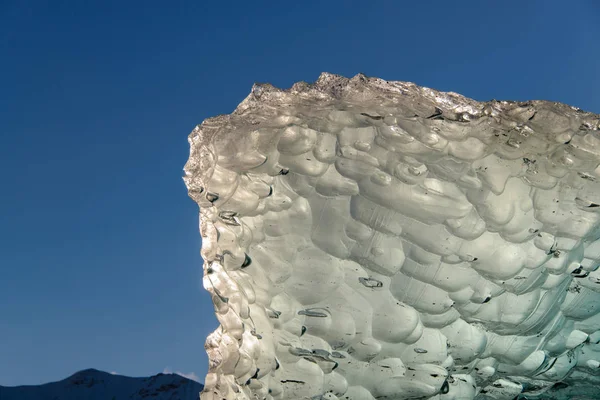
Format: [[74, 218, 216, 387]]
[[184, 73, 600, 400]]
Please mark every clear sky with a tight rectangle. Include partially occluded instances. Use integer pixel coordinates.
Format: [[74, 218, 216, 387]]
[[1, 0, 599, 387]]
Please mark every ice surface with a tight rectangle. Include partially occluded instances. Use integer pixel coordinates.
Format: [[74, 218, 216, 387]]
[[184, 73, 600, 400]]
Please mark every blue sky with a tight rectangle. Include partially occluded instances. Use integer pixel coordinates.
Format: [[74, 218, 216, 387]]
[[0, 0, 598, 387]]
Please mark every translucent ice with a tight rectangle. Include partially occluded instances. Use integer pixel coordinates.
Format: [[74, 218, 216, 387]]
[[184, 73, 600, 400]]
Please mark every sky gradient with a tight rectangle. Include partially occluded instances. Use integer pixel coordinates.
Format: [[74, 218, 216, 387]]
[[1, 0, 599, 387]]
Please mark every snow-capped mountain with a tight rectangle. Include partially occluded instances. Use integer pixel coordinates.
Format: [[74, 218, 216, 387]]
[[0, 368, 204, 400]]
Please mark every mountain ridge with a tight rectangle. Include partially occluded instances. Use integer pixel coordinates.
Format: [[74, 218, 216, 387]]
[[0, 368, 203, 400]]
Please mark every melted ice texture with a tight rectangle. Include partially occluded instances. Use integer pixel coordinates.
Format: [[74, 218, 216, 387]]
[[184, 73, 600, 400]]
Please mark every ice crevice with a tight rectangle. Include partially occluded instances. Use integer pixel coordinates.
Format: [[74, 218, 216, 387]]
[[184, 73, 600, 400]]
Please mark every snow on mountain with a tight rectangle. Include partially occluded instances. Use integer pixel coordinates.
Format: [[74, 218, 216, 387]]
[[0, 368, 204, 400]]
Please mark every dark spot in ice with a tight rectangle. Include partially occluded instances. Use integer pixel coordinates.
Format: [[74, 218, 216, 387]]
[[219, 211, 240, 226], [312, 349, 330, 358], [547, 244, 560, 257], [430, 374, 439, 377], [360, 112, 383, 120], [440, 380, 450, 394], [250, 329, 262, 339], [251, 368, 260, 379], [523, 157, 536, 165], [206, 192, 219, 202], [214, 288, 228, 303], [281, 380, 305, 384], [290, 347, 314, 357], [301, 326, 307, 336], [279, 168, 289, 175], [241, 253, 252, 268], [552, 382, 569, 390], [359, 277, 383, 288], [427, 107, 444, 120], [588, 203, 600, 208], [564, 139, 572, 144], [414, 348, 428, 354], [578, 172, 596, 181], [571, 265, 583, 275], [298, 308, 328, 317], [552, 249, 561, 258], [482, 296, 492, 303], [536, 357, 558, 375], [268, 186, 273, 196], [571, 266, 589, 278]]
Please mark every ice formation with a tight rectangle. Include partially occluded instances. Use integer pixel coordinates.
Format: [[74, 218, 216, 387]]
[[183, 73, 600, 400]]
